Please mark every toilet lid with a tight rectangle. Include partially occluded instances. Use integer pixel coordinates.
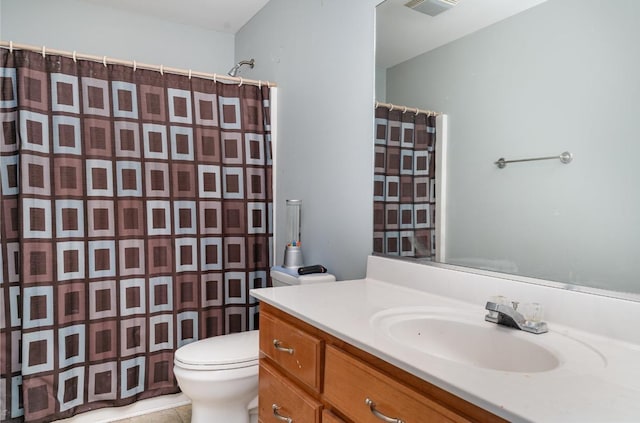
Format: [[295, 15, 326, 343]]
[[174, 330, 259, 369]]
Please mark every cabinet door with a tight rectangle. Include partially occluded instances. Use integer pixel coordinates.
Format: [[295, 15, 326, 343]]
[[260, 310, 323, 391], [324, 345, 469, 423], [259, 360, 322, 423]]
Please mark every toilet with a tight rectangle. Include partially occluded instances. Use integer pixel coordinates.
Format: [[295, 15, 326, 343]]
[[174, 330, 260, 423], [174, 267, 335, 423]]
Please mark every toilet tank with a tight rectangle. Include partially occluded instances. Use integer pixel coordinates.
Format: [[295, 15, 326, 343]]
[[270, 265, 336, 287]]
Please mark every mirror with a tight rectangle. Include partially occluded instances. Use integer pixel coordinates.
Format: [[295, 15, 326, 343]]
[[375, 0, 640, 298]]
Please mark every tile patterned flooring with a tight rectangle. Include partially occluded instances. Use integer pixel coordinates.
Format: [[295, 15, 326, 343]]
[[113, 405, 191, 423]]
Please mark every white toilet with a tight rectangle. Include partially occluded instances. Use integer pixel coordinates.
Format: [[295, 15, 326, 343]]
[[173, 267, 335, 423], [174, 330, 260, 423]]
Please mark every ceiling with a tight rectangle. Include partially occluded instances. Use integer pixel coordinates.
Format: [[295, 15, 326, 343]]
[[78, 0, 548, 69], [377, 0, 549, 68], [78, 0, 270, 33]]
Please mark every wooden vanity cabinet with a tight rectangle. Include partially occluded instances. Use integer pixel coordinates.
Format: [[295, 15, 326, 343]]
[[259, 360, 322, 423], [324, 345, 463, 423], [322, 410, 347, 423], [258, 303, 506, 423], [259, 310, 323, 392]]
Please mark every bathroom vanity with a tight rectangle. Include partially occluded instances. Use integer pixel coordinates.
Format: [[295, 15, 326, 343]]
[[258, 302, 502, 422], [251, 256, 640, 422]]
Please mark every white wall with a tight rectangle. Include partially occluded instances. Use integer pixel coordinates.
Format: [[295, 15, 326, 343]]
[[0, 0, 235, 73], [235, 0, 378, 280], [386, 0, 640, 292]]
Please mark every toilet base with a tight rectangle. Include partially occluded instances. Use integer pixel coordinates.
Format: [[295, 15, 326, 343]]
[[191, 401, 252, 423]]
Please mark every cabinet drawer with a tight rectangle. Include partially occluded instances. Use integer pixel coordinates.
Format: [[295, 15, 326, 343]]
[[260, 310, 323, 391], [322, 410, 346, 423], [259, 360, 322, 423], [324, 345, 469, 423]]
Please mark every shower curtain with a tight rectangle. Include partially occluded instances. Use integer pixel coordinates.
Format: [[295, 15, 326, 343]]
[[373, 105, 436, 259], [0, 49, 273, 422]]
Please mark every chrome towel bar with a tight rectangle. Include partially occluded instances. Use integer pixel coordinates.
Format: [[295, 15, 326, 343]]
[[495, 151, 572, 169]]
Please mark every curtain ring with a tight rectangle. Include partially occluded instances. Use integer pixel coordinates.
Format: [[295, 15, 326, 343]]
[[213, 73, 217, 83], [9, 41, 13, 53], [258, 80, 262, 88], [159, 64, 164, 75], [133, 60, 137, 71], [72, 50, 77, 62], [403, 106, 408, 114], [389, 104, 394, 111], [102, 56, 107, 67], [41, 45, 46, 57], [238, 77, 243, 87], [188, 69, 192, 79]]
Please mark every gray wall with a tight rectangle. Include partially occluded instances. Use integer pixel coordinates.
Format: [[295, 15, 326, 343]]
[[0, 0, 235, 73], [375, 66, 387, 102], [386, 0, 640, 292], [235, 0, 377, 279]]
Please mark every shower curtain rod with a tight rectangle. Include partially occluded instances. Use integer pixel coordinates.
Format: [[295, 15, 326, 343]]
[[375, 100, 441, 116], [0, 40, 277, 88]]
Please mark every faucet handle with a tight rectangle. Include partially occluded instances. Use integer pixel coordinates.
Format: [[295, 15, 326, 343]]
[[490, 295, 509, 306], [521, 302, 544, 323], [486, 295, 507, 322], [511, 301, 519, 310]]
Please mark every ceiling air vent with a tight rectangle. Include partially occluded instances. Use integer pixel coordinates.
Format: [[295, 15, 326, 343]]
[[404, 0, 458, 17]]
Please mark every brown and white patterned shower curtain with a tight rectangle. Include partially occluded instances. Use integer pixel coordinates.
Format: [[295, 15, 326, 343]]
[[0, 49, 273, 422], [373, 105, 436, 259]]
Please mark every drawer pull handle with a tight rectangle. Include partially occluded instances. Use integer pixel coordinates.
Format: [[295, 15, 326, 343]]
[[272, 404, 294, 423], [365, 398, 405, 423], [273, 339, 295, 354]]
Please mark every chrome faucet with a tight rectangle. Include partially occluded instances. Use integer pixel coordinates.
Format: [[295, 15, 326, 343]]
[[485, 300, 548, 334]]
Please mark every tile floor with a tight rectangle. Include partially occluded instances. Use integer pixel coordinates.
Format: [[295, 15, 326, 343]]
[[113, 405, 191, 423]]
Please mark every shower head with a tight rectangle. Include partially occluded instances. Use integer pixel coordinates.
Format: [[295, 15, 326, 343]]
[[227, 59, 255, 77]]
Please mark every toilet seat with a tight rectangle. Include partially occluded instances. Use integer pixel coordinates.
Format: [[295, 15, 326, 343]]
[[174, 330, 259, 371]]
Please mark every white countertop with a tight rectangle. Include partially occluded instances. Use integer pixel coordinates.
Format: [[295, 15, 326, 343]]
[[251, 260, 640, 422]]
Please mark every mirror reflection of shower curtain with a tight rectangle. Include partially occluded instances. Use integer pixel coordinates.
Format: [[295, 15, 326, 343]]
[[373, 105, 437, 259]]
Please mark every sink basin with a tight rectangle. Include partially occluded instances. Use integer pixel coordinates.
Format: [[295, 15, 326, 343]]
[[370, 306, 602, 373]]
